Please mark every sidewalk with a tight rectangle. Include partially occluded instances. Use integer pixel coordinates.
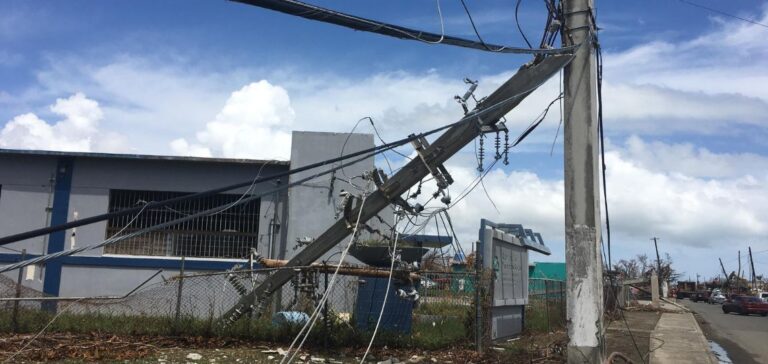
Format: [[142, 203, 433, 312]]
[[649, 302, 718, 364]]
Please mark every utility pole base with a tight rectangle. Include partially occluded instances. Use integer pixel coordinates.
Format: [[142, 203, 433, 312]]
[[567, 345, 603, 364]]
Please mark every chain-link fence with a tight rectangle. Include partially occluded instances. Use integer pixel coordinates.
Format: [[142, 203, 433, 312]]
[[526, 278, 566, 332], [0, 267, 486, 349], [0, 267, 566, 355]]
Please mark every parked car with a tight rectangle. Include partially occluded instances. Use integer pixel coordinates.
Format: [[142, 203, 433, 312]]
[[759, 292, 768, 303], [690, 291, 710, 303], [708, 293, 726, 304], [722, 296, 768, 316]]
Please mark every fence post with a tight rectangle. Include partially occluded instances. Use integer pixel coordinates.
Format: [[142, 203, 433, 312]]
[[544, 280, 551, 333], [474, 241, 483, 354], [174, 256, 186, 333], [12, 249, 26, 333], [323, 265, 329, 351]]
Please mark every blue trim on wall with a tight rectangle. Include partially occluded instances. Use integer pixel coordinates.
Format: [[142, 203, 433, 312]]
[[42, 158, 73, 310], [0, 253, 250, 272]]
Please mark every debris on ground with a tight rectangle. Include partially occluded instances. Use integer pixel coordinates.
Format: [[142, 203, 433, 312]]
[[186, 352, 203, 361]]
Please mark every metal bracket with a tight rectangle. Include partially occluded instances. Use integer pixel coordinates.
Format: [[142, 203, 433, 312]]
[[454, 78, 479, 115], [479, 120, 509, 135], [371, 169, 413, 214], [342, 194, 354, 228], [409, 135, 454, 190]]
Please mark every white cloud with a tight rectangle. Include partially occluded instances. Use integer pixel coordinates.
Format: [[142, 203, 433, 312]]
[[171, 81, 295, 160], [619, 135, 768, 179], [599, 7, 768, 134], [169, 138, 211, 158], [0, 93, 126, 152], [434, 136, 768, 259]]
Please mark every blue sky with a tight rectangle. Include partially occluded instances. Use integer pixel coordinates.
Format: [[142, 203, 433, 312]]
[[2, 0, 768, 279]]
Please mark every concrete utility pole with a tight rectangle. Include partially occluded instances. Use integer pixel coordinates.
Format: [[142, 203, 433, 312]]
[[738, 250, 742, 283], [718, 257, 729, 291], [749, 246, 756, 290], [561, 0, 603, 362], [652, 237, 662, 289]]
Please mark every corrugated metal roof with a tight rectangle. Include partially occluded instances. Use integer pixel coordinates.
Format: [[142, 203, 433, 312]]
[[0, 148, 290, 165]]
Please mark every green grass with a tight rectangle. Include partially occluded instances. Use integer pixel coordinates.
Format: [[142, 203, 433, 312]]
[[0, 306, 474, 351], [414, 301, 470, 317], [524, 298, 565, 333]]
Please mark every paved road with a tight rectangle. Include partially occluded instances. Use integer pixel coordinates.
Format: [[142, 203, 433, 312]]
[[681, 299, 768, 364]]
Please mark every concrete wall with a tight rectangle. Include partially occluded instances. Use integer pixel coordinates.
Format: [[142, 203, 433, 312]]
[[286, 131, 375, 261], [0, 154, 57, 292], [0, 154, 57, 256], [283, 131, 393, 313]]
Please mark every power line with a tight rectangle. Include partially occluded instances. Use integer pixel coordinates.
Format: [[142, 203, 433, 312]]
[[232, 0, 579, 55], [515, 0, 533, 48], [676, 0, 768, 29], [0, 149, 383, 274], [511, 94, 562, 147], [591, 17, 646, 361], [459, 0, 491, 51], [360, 212, 403, 363], [283, 186, 371, 364], [0, 117, 464, 247], [1, 66, 579, 249]]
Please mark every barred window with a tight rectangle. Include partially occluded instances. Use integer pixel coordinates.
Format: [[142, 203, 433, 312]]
[[103, 189, 259, 259]]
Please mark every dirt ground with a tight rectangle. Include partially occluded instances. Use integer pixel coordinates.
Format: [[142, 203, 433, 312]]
[[604, 310, 662, 363], [0, 331, 569, 363]]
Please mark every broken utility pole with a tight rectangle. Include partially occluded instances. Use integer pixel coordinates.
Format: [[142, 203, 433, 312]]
[[562, 0, 603, 362], [719, 257, 728, 290], [218, 53, 576, 326]]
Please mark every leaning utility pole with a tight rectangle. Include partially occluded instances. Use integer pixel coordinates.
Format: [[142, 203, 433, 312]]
[[718, 257, 729, 291], [218, 53, 575, 325], [749, 246, 756, 290], [561, 0, 603, 362], [652, 237, 662, 288]]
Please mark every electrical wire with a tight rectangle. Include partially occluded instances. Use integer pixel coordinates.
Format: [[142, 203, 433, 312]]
[[3, 297, 87, 363], [586, 9, 647, 361], [439, 211, 467, 261], [360, 212, 402, 363], [515, 0, 533, 48], [0, 114, 470, 247], [676, 0, 768, 29], [283, 187, 370, 364], [430, 0, 446, 45], [0, 149, 385, 275], [459, 0, 491, 51], [5, 68, 575, 249], [550, 70, 564, 156], [339, 117, 373, 191], [511, 93, 563, 147], [233, 0, 579, 55]]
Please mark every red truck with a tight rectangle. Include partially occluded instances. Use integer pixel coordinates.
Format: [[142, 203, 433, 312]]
[[722, 295, 768, 316]]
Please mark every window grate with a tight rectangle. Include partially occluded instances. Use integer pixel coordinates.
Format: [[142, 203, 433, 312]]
[[104, 189, 259, 259]]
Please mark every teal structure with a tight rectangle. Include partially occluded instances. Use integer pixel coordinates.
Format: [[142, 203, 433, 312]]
[[528, 262, 566, 281]]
